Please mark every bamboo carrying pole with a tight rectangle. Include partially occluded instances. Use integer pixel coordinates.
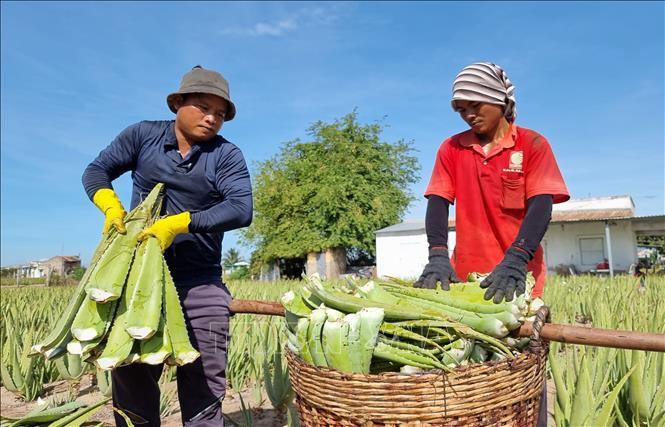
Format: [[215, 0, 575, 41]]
[[229, 299, 665, 353]]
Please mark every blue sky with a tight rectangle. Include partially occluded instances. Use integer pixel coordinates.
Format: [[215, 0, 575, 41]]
[[2, 1, 663, 266]]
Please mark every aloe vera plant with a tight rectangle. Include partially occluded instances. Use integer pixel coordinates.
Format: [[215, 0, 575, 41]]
[[54, 353, 84, 381], [1, 327, 43, 400], [94, 367, 112, 397], [263, 347, 294, 417]]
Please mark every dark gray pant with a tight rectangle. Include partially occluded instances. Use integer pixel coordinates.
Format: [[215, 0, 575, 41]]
[[536, 382, 548, 427], [112, 284, 232, 427]]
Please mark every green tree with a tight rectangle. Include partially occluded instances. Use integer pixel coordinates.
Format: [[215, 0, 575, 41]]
[[71, 267, 86, 281], [242, 111, 420, 263], [222, 248, 242, 267]]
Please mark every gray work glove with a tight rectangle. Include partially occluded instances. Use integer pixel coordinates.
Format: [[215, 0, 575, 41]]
[[414, 248, 461, 290], [480, 247, 530, 303]]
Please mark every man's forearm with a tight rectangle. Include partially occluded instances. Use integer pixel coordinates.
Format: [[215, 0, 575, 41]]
[[511, 195, 553, 258], [189, 195, 253, 234], [426, 195, 450, 249], [82, 163, 115, 200]]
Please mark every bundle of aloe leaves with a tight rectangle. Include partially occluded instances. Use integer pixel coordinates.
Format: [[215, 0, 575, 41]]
[[31, 183, 199, 370]]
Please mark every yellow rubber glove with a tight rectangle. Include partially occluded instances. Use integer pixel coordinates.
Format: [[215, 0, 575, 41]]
[[137, 212, 191, 251], [92, 188, 127, 235]]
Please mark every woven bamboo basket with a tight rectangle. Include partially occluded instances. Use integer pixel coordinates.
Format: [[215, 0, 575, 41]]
[[286, 306, 551, 426]]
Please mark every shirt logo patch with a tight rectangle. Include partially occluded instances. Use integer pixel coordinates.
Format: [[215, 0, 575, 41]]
[[508, 151, 523, 171]]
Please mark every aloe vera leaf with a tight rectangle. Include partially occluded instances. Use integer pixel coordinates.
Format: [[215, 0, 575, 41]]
[[321, 320, 353, 373], [377, 336, 441, 364], [12, 401, 86, 424], [125, 238, 163, 339], [139, 319, 173, 365], [70, 298, 118, 342], [94, 247, 143, 370], [281, 291, 312, 333], [47, 397, 111, 427], [85, 232, 139, 302], [373, 341, 444, 370], [307, 277, 508, 338], [379, 322, 444, 352], [163, 260, 200, 365], [54, 353, 84, 380], [357, 308, 384, 374], [628, 349, 650, 422], [548, 349, 570, 419], [295, 318, 313, 364], [570, 354, 594, 427], [306, 308, 328, 367], [31, 235, 112, 355], [344, 313, 362, 372], [595, 366, 637, 426], [85, 183, 164, 303], [382, 283, 521, 316]]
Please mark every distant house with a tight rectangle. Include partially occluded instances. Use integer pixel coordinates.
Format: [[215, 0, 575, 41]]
[[0, 260, 46, 279], [2, 255, 81, 280], [41, 255, 81, 277], [375, 196, 664, 279], [224, 261, 249, 273]]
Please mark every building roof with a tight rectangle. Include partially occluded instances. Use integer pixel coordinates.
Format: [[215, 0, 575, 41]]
[[633, 214, 665, 221], [48, 255, 81, 263], [376, 219, 426, 234], [550, 195, 635, 222], [376, 195, 660, 235], [551, 209, 634, 222]]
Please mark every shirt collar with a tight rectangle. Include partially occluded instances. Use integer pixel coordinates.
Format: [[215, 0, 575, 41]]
[[163, 121, 218, 152], [163, 121, 178, 148], [458, 124, 517, 149]]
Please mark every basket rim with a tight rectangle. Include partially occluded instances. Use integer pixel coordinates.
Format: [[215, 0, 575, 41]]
[[285, 344, 545, 382]]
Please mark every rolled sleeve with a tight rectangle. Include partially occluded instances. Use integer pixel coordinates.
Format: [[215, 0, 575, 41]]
[[424, 140, 456, 203], [189, 145, 253, 233]]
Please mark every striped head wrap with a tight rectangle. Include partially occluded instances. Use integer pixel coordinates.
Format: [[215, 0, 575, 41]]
[[451, 62, 516, 122]]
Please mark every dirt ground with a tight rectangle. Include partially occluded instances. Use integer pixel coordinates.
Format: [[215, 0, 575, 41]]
[[0, 374, 286, 426], [1, 375, 555, 426]]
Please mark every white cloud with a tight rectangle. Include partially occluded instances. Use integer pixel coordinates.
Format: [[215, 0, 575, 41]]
[[219, 6, 340, 38], [220, 17, 298, 37], [253, 18, 297, 36]]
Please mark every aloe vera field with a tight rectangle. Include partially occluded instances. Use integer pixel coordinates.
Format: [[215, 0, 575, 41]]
[[1, 275, 664, 426]]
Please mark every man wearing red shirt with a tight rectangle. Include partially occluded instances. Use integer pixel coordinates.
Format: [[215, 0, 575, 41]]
[[415, 62, 569, 304], [415, 62, 567, 427]]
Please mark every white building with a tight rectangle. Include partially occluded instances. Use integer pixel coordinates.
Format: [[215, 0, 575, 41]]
[[375, 196, 664, 279], [1, 255, 81, 280]]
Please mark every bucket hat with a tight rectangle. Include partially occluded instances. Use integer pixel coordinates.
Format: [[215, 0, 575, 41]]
[[167, 65, 236, 121]]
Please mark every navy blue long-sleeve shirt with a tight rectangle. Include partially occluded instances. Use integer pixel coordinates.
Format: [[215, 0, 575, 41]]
[[82, 120, 253, 287]]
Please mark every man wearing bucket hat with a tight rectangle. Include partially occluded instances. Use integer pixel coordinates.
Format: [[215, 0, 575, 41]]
[[415, 62, 568, 425], [82, 65, 252, 426]]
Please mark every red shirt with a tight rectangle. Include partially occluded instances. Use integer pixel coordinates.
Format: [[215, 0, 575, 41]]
[[425, 125, 569, 296]]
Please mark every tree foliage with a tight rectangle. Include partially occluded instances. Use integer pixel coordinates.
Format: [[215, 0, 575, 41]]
[[242, 112, 420, 262], [222, 248, 242, 267], [71, 267, 86, 281]]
